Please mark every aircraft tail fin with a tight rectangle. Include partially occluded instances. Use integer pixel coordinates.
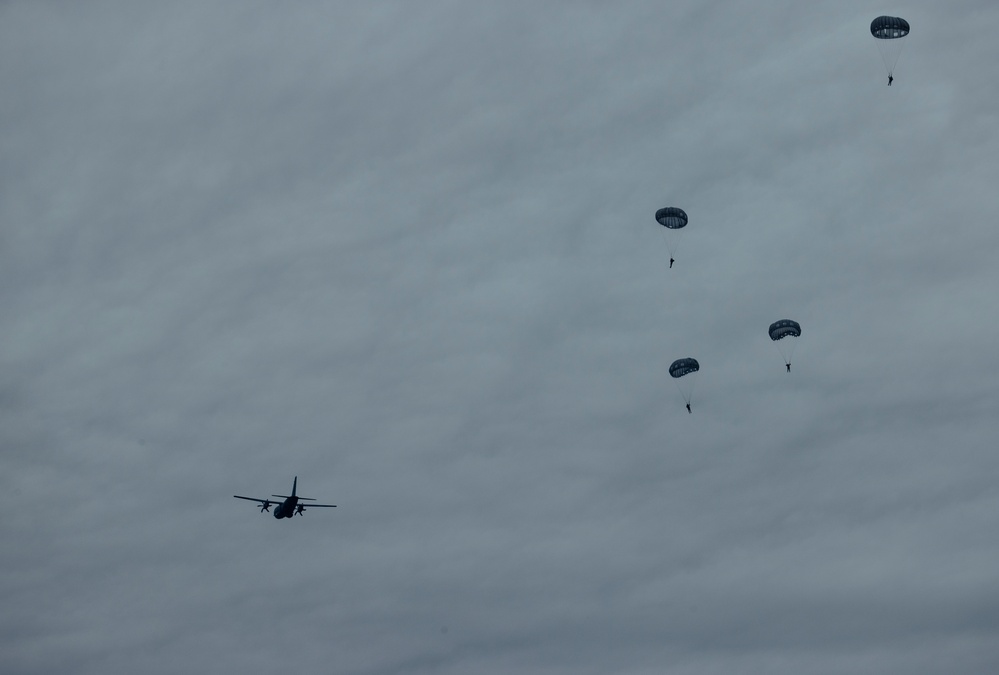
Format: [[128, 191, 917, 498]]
[[292, 476, 297, 497]]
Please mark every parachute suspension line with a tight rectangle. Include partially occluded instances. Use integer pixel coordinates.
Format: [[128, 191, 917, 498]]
[[659, 223, 682, 261], [672, 378, 686, 407], [659, 226, 670, 260], [775, 339, 797, 368], [672, 373, 696, 406], [877, 36, 907, 76], [890, 36, 907, 76]]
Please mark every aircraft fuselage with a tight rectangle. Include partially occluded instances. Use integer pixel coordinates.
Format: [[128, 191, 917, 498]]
[[273, 496, 299, 519]]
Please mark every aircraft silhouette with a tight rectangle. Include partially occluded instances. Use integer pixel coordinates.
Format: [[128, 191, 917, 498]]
[[234, 476, 336, 519]]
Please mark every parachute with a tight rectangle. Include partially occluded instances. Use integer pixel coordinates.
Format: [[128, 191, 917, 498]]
[[655, 207, 687, 268], [870, 16, 909, 80], [668, 358, 699, 378], [768, 319, 801, 372], [669, 357, 699, 410]]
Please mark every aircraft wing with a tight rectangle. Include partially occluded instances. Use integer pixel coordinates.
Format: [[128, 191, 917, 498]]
[[234, 495, 336, 508], [234, 495, 272, 504]]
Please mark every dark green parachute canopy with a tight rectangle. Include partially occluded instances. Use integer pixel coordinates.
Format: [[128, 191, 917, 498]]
[[655, 207, 688, 230], [669, 358, 699, 379], [769, 319, 801, 341], [870, 16, 909, 39]]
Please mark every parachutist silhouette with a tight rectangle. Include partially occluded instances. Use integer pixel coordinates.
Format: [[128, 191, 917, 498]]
[[656, 207, 687, 270], [872, 16, 908, 88], [670, 358, 699, 416], [769, 320, 801, 373]]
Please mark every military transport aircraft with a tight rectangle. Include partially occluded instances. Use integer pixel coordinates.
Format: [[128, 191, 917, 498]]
[[234, 476, 336, 519]]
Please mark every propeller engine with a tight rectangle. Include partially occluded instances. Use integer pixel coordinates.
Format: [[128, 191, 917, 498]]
[[259, 500, 271, 513]]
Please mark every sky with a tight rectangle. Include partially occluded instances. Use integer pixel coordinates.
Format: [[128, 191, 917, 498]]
[[3, 1, 999, 673]]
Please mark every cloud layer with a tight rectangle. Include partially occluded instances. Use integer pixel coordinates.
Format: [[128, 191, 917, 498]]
[[3, 2, 999, 673]]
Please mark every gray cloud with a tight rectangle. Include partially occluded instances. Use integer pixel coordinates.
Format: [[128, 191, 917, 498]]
[[3, 2, 999, 673]]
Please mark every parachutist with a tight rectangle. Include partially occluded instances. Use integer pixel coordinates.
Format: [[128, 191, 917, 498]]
[[656, 207, 687, 270], [670, 357, 699, 416], [769, 320, 801, 373], [871, 16, 908, 87]]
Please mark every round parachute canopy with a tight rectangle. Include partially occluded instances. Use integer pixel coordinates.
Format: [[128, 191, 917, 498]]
[[870, 16, 909, 39], [655, 207, 688, 230], [669, 358, 699, 379], [768, 319, 801, 342]]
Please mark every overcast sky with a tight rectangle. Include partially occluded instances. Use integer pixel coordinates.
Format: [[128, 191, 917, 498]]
[[3, 2, 999, 673]]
